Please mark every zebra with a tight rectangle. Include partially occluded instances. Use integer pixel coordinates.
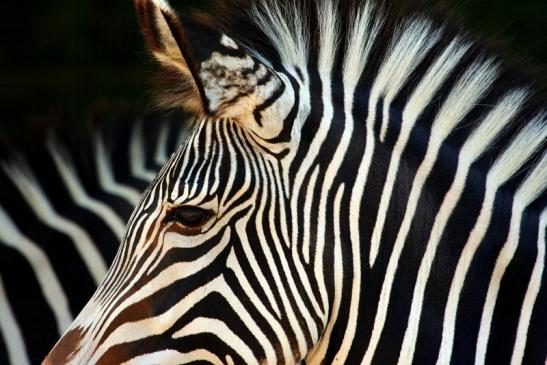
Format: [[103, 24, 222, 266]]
[[44, 0, 546, 363], [0, 112, 189, 365]]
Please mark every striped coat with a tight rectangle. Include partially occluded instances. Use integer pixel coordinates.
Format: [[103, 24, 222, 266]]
[[39, 0, 547, 363]]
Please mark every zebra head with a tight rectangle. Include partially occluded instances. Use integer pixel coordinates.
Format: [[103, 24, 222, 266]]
[[44, 0, 326, 363], [43, 0, 547, 363]]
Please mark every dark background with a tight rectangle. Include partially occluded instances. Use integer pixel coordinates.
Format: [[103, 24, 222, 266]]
[[1, 0, 546, 147]]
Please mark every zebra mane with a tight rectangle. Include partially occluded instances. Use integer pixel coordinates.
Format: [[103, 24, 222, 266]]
[[166, 0, 546, 198], [154, 0, 547, 122], [186, 0, 541, 87]]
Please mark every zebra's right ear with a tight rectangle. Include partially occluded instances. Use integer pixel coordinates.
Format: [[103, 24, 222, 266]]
[[135, 0, 207, 114], [136, 0, 293, 140]]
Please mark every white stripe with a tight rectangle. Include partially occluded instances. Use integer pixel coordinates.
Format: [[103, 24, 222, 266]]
[[226, 249, 293, 364], [77, 227, 232, 361], [376, 19, 441, 141], [0, 206, 72, 335], [263, 160, 312, 356], [94, 133, 141, 206], [219, 124, 253, 211], [174, 122, 203, 202], [2, 161, 107, 284], [437, 120, 547, 364], [87, 280, 221, 364], [234, 203, 283, 319], [511, 207, 546, 365], [306, 184, 345, 363], [365, 59, 498, 364], [334, 4, 382, 361], [475, 153, 547, 365], [214, 265, 278, 363], [122, 349, 224, 365], [398, 89, 527, 363], [130, 121, 158, 182], [172, 317, 257, 364], [87, 276, 227, 364], [46, 138, 126, 240], [369, 38, 471, 266], [301, 166, 320, 264], [154, 122, 170, 165], [0, 275, 30, 365]]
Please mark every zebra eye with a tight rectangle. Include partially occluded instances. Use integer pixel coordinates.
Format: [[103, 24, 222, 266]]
[[173, 206, 212, 226], [165, 206, 214, 233]]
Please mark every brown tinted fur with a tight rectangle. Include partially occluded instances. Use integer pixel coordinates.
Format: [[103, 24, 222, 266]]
[[135, 0, 206, 114], [144, 0, 546, 116], [42, 327, 85, 365]]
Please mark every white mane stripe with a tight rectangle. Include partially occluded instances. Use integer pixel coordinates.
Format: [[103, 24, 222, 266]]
[[510, 206, 546, 365], [475, 152, 547, 365], [398, 89, 528, 363], [437, 117, 547, 365], [250, 0, 308, 68]]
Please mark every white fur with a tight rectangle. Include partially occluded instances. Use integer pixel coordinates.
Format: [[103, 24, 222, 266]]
[[364, 58, 499, 364], [0, 275, 30, 365], [94, 132, 141, 206], [250, 0, 308, 68], [398, 89, 528, 364], [325, 4, 386, 362], [153, 121, 170, 165], [130, 120, 158, 182], [317, 0, 340, 76], [511, 205, 546, 365], [475, 151, 547, 365], [220, 34, 239, 50], [375, 19, 441, 141], [342, 2, 383, 88], [437, 116, 547, 365], [46, 137, 126, 240], [0, 206, 72, 336], [369, 37, 471, 266], [2, 159, 107, 285]]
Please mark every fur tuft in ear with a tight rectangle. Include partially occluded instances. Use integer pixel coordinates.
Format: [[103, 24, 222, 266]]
[[136, 0, 293, 138], [135, 0, 206, 114]]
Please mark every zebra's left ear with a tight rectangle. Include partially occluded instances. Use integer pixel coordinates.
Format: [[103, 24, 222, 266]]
[[136, 0, 290, 129]]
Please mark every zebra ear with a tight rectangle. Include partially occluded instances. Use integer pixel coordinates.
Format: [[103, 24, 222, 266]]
[[135, 0, 204, 113], [135, 0, 287, 125]]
